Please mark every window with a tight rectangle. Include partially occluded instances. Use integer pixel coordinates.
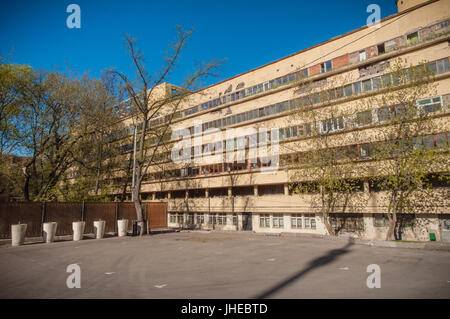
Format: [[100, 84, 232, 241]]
[[362, 79, 372, 92], [436, 133, 448, 148], [288, 73, 295, 82], [372, 77, 382, 90], [360, 143, 376, 158], [322, 117, 344, 133], [437, 58, 450, 74], [291, 214, 302, 229], [197, 213, 204, 224], [170, 213, 176, 223], [304, 214, 316, 229], [187, 213, 194, 225], [397, 214, 415, 228], [329, 214, 364, 232], [302, 69, 308, 78], [428, 61, 438, 75], [232, 186, 254, 196], [377, 43, 385, 54], [291, 126, 298, 137], [418, 96, 442, 114], [373, 214, 388, 227], [258, 184, 285, 196], [209, 213, 217, 225], [381, 74, 391, 87], [320, 60, 332, 73], [344, 84, 353, 97], [233, 214, 238, 226], [423, 135, 435, 149], [218, 213, 227, 225], [357, 111, 373, 126], [279, 128, 285, 140], [377, 107, 390, 122], [359, 50, 366, 62], [259, 214, 270, 228], [353, 82, 361, 94], [406, 32, 419, 45], [177, 213, 184, 224], [273, 214, 284, 228]]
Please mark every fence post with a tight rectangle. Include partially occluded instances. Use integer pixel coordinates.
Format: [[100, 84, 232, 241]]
[[114, 202, 119, 234], [145, 202, 149, 235], [40, 201, 46, 237], [81, 201, 85, 221]]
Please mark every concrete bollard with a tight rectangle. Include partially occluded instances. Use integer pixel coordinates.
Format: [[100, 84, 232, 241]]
[[11, 224, 27, 247], [117, 219, 128, 237], [43, 222, 57, 243], [93, 220, 105, 239], [72, 221, 85, 241]]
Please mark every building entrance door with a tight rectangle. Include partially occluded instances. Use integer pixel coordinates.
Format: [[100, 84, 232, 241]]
[[439, 215, 450, 242], [242, 213, 252, 231]]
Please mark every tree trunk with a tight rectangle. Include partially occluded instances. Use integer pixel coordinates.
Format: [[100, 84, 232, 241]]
[[385, 213, 396, 241], [132, 178, 144, 236], [322, 212, 336, 236], [23, 173, 30, 201]]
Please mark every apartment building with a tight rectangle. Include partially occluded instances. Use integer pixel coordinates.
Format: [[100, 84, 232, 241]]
[[108, 0, 450, 241]]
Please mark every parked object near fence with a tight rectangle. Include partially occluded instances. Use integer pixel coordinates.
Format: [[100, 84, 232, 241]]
[[72, 221, 85, 241], [0, 201, 167, 239], [117, 219, 128, 237], [43, 222, 57, 243], [93, 220, 105, 239], [11, 223, 27, 246]]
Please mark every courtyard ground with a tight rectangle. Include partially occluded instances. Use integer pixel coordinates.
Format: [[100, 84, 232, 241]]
[[0, 231, 449, 298]]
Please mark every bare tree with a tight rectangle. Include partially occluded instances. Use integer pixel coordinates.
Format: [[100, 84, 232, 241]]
[[111, 27, 222, 235]]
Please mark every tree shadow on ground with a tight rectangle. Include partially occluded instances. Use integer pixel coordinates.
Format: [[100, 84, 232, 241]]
[[254, 238, 354, 299]]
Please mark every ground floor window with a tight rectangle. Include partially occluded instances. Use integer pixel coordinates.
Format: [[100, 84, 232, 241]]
[[169, 213, 176, 223], [396, 214, 415, 228], [232, 213, 238, 226], [291, 214, 302, 229], [304, 214, 316, 229], [177, 213, 184, 224], [373, 214, 388, 227], [329, 214, 364, 232], [187, 213, 194, 225], [260, 214, 270, 228], [209, 213, 217, 225], [218, 213, 227, 225], [197, 213, 204, 224], [273, 214, 284, 228]]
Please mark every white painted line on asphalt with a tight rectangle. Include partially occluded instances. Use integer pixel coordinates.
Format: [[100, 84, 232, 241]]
[[105, 272, 115, 275], [339, 267, 349, 270], [267, 258, 276, 262]]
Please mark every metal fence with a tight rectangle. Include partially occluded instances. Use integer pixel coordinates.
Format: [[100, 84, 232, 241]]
[[0, 201, 167, 239]]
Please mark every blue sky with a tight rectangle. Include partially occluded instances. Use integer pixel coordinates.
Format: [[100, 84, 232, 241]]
[[1, 0, 398, 87]]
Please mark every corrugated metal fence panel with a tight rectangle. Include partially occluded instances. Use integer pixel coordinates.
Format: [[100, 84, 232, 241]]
[[118, 202, 136, 231], [0, 202, 42, 239], [44, 202, 82, 236], [147, 202, 167, 228], [84, 202, 116, 234]]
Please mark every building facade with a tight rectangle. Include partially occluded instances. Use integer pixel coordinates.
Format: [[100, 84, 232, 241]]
[[109, 0, 450, 241]]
